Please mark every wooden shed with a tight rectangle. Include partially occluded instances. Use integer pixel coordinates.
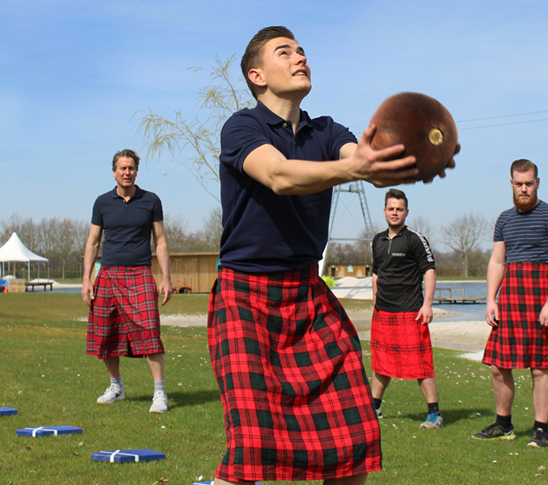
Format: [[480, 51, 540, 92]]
[[152, 252, 219, 294], [327, 264, 371, 278]]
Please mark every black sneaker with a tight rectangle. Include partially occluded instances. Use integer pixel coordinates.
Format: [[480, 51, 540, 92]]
[[527, 428, 548, 447], [472, 422, 515, 440]]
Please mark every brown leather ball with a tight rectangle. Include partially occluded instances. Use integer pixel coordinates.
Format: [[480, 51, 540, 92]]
[[369, 92, 458, 181]]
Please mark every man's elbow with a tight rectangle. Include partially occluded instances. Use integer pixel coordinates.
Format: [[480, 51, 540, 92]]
[[84, 241, 99, 254], [270, 178, 316, 196], [271, 183, 294, 195]]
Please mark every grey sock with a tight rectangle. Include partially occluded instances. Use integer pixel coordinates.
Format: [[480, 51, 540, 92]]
[[110, 376, 122, 386], [154, 380, 165, 393]]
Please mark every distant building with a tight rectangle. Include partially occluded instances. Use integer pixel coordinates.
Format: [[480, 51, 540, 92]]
[[327, 264, 371, 278], [96, 252, 219, 294], [152, 252, 219, 294], [99, 254, 369, 293]]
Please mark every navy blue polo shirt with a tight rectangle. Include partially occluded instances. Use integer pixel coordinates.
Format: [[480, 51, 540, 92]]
[[91, 185, 163, 267], [372, 226, 435, 312], [219, 102, 357, 272]]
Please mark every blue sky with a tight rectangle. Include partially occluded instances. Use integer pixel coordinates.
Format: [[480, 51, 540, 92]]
[[2, 0, 547, 250]]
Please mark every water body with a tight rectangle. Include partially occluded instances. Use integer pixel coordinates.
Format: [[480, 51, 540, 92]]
[[13, 280, 491, 322], [435, 281, 487, 321]]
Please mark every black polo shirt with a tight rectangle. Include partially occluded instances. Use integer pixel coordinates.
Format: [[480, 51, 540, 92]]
[[219, 101, 357, 272], [91, 185, 163, 267], [372, 226, 435, 312]]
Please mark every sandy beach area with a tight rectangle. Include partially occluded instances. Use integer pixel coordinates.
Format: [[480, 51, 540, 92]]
[[64, 274, 489, 361], [160, 306, 491, 362]]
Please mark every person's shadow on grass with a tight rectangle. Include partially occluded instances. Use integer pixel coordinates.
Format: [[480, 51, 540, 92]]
[[398, 407, 493, 425], [132, 389, 220, 409]]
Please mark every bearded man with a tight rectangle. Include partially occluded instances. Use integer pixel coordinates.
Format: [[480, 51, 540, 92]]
[[473, 159, 548, 447]]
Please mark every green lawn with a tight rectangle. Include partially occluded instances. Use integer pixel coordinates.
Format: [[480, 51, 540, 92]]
[[1, 294, 546, 484]]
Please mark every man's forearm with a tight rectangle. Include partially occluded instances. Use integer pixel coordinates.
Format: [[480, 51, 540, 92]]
[[155, 241, 171, 281], [423, 269, 436, 306], [82, 243, 99, 281], [486, 263, 504, 303]]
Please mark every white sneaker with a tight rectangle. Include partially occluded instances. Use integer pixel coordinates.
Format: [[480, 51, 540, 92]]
[[97, 383, 125, 404], [149, 391, 168, 413]]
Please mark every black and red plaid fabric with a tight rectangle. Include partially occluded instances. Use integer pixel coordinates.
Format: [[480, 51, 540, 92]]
[[483, 261, 548, 369], [207, 265, 381, 481], [86, 266, 164, 359], [370, 309, 434, 379]]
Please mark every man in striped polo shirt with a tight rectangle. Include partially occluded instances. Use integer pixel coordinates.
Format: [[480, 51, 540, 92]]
[[473, 159, 548, 447]]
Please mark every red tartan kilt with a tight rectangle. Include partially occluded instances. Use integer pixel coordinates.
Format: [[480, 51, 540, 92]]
[[483, 261, 548, 369], [371, 309, 434, 379], [207, 264, 381, 482], [86, 266, 164, 358]]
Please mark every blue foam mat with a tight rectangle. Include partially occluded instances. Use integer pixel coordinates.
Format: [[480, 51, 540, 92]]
[[0, 407, 18, 416], [91, 448, 166, 463], [16, 425, 83, 437]]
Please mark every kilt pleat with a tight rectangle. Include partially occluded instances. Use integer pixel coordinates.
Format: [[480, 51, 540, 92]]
[[370, 309, 434, 379], [483, 261, 548, 369], [86, 266, 164, 358], [207, 265, 381, 481]]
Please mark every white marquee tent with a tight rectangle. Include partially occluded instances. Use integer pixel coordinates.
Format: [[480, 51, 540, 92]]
[[0, 232, 49, 280]]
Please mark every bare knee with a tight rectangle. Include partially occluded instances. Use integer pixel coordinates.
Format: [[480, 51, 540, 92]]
[[531, 368, 548, 379], [491, 365, 512, 380]]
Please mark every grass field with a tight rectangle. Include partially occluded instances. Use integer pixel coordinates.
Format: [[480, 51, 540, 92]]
[[1, 293, 546, 484]]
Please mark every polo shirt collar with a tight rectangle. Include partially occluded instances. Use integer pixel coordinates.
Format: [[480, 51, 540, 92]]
[[256, 101, 313, 133], [110, 185, 144, 200]]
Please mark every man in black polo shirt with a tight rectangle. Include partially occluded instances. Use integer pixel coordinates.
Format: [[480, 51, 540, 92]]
[[370, 189, 442, 428], [82, 149, 172, 413]]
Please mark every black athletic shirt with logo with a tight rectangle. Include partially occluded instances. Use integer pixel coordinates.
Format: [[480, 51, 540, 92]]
[[372, 226, 435, 312]]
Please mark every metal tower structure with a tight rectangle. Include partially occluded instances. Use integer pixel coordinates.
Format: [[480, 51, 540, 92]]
[[319, 181, 374, 276]]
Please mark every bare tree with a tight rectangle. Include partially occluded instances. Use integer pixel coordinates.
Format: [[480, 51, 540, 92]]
[[325, 242, 366, 266], [136, 55, 254, 202], [36, 217, 57, 257], [440, 213, 490, 277], [200, 207, 223, 252], [408, 215, 435, 245], [325, 220, 383, 268], [357, 222, 382, 267], [1, 215, 90, 280], [54, 218, 79, 280], [163, 214, 191, 252], [74, 220, 90, 255], [1, 213, 39, 250]]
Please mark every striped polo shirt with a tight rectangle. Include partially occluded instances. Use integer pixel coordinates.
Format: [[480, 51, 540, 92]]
[[494, 199, 548, 263]]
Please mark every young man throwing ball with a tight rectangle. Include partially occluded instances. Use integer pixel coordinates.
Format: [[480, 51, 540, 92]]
[[208, 26, 458, 485]]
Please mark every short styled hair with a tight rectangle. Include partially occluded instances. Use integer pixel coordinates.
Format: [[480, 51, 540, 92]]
[[384, 188, 408, 208], [112, 149, 140, 171], [510, 158, 538, 179], [241, 26, 296, 99]]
